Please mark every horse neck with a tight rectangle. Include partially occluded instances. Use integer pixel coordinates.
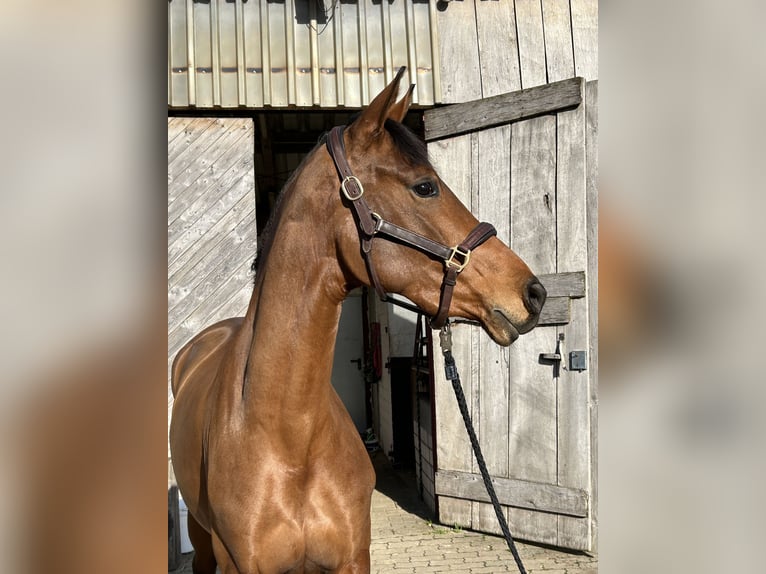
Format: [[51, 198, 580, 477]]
[[238, 180, 349, 444]]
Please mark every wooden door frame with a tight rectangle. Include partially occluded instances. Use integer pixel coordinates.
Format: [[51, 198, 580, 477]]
[[424, 77, 598, 552]]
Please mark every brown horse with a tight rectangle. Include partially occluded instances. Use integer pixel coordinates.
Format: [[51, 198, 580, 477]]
[[170, 67, 545, 574]]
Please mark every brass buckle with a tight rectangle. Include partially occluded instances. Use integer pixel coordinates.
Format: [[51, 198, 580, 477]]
[[340, 176, 364, 201], [446, 245, 471, 272]]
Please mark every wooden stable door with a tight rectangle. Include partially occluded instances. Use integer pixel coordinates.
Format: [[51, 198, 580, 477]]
[[426, 78, 597, 551]]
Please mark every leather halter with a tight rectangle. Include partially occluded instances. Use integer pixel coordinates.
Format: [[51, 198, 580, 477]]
[[325, 126, 497, 329]]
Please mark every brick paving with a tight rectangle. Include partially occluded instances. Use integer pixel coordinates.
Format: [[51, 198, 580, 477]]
[[367, 452, 596, 574], [170, 453, 597, 573]]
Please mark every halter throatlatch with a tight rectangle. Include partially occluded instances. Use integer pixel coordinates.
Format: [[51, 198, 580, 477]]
[[326, 125, 497, 329]]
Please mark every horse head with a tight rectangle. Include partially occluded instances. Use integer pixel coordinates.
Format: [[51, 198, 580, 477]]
[[309, 68, 545, 345]]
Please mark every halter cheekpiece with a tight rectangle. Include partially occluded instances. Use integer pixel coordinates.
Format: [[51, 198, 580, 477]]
[[325, 125, 497, 329]]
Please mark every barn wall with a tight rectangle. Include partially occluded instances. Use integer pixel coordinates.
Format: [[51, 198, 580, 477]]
[[436, 0, 598, 102], [168, 0, 596, 110], [167, 117, 257, 442]]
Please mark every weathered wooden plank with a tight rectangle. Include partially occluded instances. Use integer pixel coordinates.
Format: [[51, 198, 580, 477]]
[[167, 117, 191, 147], [557, 515, 592, 552], [475, 0, 521, 97], [167, 117, 217, 166], [169, 203, 255, 293], [168, 121, 252, 227], [168, 121, 239, 205], [556, 97, 588, 275], [168, 122, 254, 290], [433, 341, 474, 526], [514, 0, 547, 88], [168, 207, 255, 324], [508, 115, 557, 491], [168, 132, 255, 238], [508, 508, 592, 552], [510, 115, 557, 272], [475, 124, 512, 532], [168, 117, 257, 404], [430, 134, 476, 528], [435, 470, 588, 518], [467, 130, 483, 528], [423, 77, 582, 141], [438, 496, 472, 531], [585, 79, 599, 552], [537, 296, 570, 326], [168, 183, 253, 271], [541, 0, 575, 82], [556, 91, 591, 550], [168, 199, 254, 311], [571, 0, 598, 80], [435, 0, 482, 103], [168, 140, 253, 241], [168, 249, 255, 357], [507, 505, 559, 547], [538, 271, 585, 298], [169, 246, 253, 348]]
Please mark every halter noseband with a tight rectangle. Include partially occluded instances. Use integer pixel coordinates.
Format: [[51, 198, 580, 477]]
[[325, 125, 497, 329]]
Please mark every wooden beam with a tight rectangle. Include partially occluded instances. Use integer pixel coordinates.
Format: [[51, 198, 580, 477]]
[[424, 77, 583, 141], [538, 296, 570, 326], [539, 271, 585, 298], [435, 469, 588, 518]]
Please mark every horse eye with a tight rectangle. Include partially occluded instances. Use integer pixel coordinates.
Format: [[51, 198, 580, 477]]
[[412, 181, 437, 198]]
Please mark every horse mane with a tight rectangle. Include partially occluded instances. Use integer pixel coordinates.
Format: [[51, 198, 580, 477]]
[[250, 146, 311, 278], [251, 119, 430, 278]]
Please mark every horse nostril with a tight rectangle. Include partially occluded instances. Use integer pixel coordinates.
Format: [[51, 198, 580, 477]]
[[523, 277, 547, 316]]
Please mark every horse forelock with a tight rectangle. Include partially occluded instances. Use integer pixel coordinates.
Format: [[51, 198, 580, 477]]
[[345, 112, 430, 168], [383, 119, 431, 168]]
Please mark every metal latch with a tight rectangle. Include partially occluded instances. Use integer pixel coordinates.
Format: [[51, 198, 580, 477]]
[[539, 334, 564, 377], [569, 351, 587, 371]]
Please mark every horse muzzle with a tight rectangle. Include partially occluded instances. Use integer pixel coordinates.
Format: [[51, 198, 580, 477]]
[[521, 277, 546, 326]]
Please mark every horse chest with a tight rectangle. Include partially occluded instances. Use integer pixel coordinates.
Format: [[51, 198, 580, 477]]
[[210, 434, 374, 567], [213, 465, 374, 573]]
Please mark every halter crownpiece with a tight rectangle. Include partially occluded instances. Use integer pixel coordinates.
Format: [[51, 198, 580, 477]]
[[326, 125, 497, 329]]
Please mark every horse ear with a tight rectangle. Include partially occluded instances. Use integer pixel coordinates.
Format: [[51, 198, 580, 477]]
[[387, 84, 415, 123], [350, 66, 407, 137]]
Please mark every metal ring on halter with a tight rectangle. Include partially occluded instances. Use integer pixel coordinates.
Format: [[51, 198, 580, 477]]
[[370, 212, 385, 234], [340, 175, 364, 201], [445, 245, 471, 272]]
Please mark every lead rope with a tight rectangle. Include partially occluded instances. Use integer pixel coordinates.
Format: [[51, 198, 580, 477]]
[[439, 322, 528, 574]]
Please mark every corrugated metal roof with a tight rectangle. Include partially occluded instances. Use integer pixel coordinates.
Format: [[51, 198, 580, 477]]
[[168, 0, 441, 109]]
